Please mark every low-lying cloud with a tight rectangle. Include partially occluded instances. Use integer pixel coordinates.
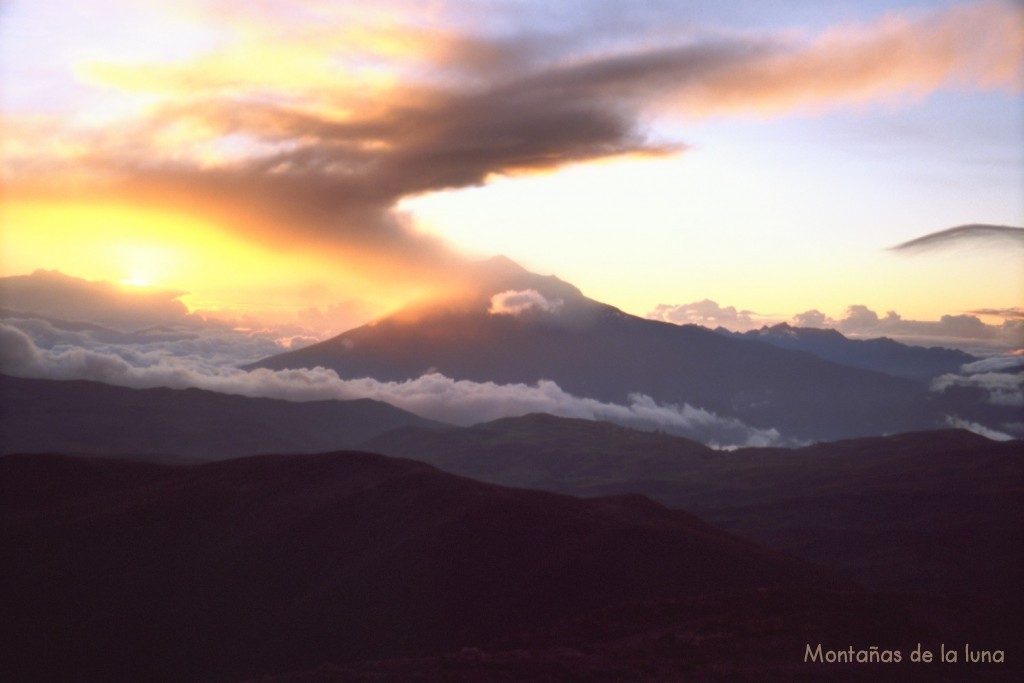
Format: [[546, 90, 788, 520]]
[[931, 355, 1024, 408], [489, 289, 562, 316], [0, 270, 377, 348], [0, 319, 781, 449]]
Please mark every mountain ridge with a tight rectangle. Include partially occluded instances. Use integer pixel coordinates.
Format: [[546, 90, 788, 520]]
[[0, 373, 444, 459], [720, 321, 976, 381], [0, 449, 848, 682], [363, 413, 1024, 600], [249, 258, 946, 442]]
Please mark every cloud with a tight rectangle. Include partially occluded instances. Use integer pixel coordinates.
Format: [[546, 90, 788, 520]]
[[792, 309, 828, 328], [787, 304, 1023, 352], [489, 289, 562, 316], [943, 416, 1015, 442], [968, 308, 1024, 321], [890, 224, 1024, 253], [0, 270, 376, 346], [931, 355, 1024, 408], [672, 0, 1024, 116], [5, 0, 1021, 281], [828, 305, 1023, 350], [651, 298, 1023, 352], [647, 300, 766, 332], [0, 319, 781, 449], [0, 269, 194, 330]]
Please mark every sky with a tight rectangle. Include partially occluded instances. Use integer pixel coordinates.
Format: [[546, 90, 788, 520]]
[[1, 0, 1022, 342]]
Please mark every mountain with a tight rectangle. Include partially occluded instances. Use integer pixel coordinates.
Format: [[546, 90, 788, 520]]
[[365, 414, 1024, 601], [0, 451, 846, 682], [365, 412, 715, 492], [720, 322, 975, 382], [249, 257, 949, 442], [0, 374, 442, 459]]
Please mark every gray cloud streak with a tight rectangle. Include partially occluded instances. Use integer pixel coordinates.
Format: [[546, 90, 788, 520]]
[[890, 224, 1024, 253], [11, 0, 1019, 276]]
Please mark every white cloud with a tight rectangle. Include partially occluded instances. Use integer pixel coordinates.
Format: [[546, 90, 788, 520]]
[[931, 355, 1024, 408], [943, 416, 1015, 442], [650, 299, 1023, 352], [646, 300, 770, 332], [489, 289, 563, 316], [803, 305, 1022, 351], [792, 309, 828, 328], [0, 320, 781, 449]]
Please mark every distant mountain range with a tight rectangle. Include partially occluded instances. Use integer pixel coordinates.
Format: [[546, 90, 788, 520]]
[[6, 371, 1019, 605], [2, 259, 1020, 679], [0, 451, 846, 682], [365, 413, 1024, 601], [0, 374, 441, 460], [249, 257, 993, 442], [719, 322, 975, 381]]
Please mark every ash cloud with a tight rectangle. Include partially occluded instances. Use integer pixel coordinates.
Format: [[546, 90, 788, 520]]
[[0, 320, 781, 449], [6, 1, 1022, 280]]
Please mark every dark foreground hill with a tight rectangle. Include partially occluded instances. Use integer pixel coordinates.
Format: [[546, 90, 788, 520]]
[[365, 414, 1024, 601], [0, 374, 441, 459], [262, 591, 1022, 682], [249, 257, 947, 443], [0, 451, 846, 682]]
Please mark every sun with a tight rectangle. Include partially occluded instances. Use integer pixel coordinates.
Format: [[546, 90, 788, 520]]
[[119, 277, 154, 288]]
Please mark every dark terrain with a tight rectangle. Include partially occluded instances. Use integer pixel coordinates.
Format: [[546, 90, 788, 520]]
[[0, 373, 441, 459], [1, 450, 851, 682], [366, 414, 1024, 600], [249, 257, 956, 442]]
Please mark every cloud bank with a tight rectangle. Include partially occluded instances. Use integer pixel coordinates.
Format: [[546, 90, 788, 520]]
[[931, 355, 1024, 408], [650, 299, 1023, 352], [647, 299, 768, 332], [0, 318, 780, 449], [0, 270, 376, 348], [0, 270, 194, 330], [813, 305, 1023, 351]]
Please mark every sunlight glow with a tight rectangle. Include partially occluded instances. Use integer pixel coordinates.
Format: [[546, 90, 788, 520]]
[[118, 278, 154, 288]]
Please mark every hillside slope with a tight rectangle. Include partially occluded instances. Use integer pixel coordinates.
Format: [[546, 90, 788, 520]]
[[0, 450, 845, 682]]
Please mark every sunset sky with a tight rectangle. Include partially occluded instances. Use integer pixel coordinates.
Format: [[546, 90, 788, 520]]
[[1, 0, 1022, 336]]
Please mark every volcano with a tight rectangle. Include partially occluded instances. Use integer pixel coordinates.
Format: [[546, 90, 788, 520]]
[[250, 256, 946, 442]]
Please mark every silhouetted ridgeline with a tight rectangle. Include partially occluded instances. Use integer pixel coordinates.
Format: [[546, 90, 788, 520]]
[[1, 450, 847, 682]]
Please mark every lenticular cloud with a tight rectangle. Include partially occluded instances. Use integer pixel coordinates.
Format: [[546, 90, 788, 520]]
[[0, 321, 781, 448]]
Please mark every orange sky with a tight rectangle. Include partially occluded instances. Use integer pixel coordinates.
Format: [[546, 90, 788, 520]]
[[1, 0, 1021, 332]]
